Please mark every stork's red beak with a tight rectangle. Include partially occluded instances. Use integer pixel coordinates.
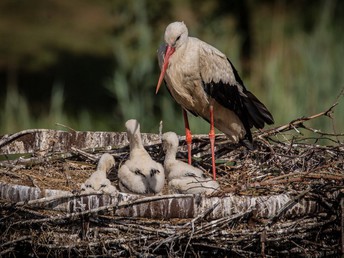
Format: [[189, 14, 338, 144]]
[[155, 45, 175, 94]]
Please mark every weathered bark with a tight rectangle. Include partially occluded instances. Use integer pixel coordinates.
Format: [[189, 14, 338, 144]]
[[0, 182, 325, 220], [0, 129, 161, 155]]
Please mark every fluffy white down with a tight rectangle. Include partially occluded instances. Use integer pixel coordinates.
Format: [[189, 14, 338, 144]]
[[162, 131, 220, 194], [81, 153, 117, 194], [118, 119, 165, 194]]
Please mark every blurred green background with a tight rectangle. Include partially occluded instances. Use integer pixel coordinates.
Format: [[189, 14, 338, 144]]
[[0, 0, 343, 136]]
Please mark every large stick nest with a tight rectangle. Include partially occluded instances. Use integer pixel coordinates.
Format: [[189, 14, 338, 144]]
[[0, 101, 344, 257]]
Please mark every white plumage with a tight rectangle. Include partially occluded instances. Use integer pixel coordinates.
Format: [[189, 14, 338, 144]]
[[81, 153, 118, 194], [156, 22, 274, 180], [162, 132, 220, 194], [157, 21, 274, 142], [118, 119, 165, 194]]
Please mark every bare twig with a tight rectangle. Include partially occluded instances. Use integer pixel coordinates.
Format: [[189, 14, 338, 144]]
[[70, 147, 98, 162], [151, 202, 220, 251], [0, 236, 32, 248], [11, 194, 195, 225], [55, 123, 77, 132], [257, 102, 339, 138], [266, 185, 318, 226]]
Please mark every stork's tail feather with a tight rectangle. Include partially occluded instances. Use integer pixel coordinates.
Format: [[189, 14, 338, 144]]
[[243, 91, 274, 129]]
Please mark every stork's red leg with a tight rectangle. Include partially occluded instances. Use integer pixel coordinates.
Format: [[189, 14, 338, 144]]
[[182, 109, 192, 164], [209, 104, 216, 180]]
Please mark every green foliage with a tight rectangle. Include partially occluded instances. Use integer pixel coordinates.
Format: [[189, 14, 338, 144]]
[[0, 84, 109, 133], [250, 1, 344, 132], [2, 87, 31, 133], [0, 1, 343, 136], [0, 0, 114, 70]]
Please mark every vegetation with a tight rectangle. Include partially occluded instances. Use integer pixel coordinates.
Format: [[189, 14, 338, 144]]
[[0, 0, 343, 136]]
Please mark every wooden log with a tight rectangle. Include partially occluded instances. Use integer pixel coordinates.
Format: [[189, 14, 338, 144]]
[[0, 129, 219, 156], [0, 129, 159, 155], [0, 182, 324, 220]]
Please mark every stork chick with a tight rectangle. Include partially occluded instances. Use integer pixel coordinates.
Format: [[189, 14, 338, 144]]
[[81, 153, 118, 194], [118, 119, 165, 194], [162, 132, 220, 194]]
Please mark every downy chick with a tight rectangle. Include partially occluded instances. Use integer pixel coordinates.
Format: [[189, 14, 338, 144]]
[[81, 153, 118, 194], [118, 119, 165, 194], [162, 131, 220, 194]]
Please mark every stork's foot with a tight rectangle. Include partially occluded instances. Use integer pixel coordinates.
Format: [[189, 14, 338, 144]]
[[240, 137, 255, 150]]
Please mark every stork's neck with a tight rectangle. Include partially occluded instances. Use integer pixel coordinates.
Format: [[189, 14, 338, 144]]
[[97, 160, 113, 173], [164, 145, 177, 166], [170, 38, 189, 63], [129, 133, 145, 152], [96, 155, 114, 173]]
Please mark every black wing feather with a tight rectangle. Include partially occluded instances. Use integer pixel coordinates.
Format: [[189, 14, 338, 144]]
[[202, 59, 274, 141], [203, 80, 254, 141], [228, 58, 274, 127]]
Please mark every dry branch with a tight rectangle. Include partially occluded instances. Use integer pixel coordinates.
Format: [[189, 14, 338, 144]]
[[256, 101, 339, 138]]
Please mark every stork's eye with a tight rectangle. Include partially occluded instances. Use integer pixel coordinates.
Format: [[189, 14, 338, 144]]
[[176, 35, 181, 41]]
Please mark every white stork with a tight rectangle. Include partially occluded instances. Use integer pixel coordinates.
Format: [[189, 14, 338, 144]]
[[156, 21, 274, 180]]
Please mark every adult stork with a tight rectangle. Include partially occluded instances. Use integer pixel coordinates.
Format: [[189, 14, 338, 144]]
[[155, 21, 274, 180]]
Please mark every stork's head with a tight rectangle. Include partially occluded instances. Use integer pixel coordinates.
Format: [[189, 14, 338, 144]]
[[164, 21, 188, 50], [156, 22, 188, 94], [162, 131, 179, 153], [125, 119, 144, 150], [125, 119, 140, 138]]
